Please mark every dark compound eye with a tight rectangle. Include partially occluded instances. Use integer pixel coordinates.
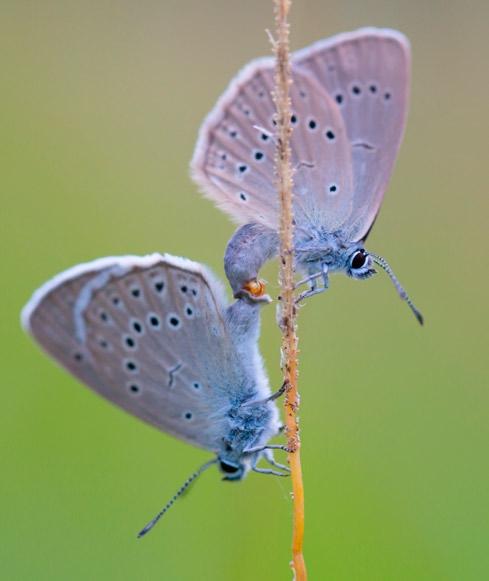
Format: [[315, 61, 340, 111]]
[[351, 250, 368, 270], [219, 461, 240, 474]]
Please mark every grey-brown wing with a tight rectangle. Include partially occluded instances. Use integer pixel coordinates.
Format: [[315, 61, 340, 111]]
[[295, 28, 411, 240], [191, 61, 354, 233], [22, 254, 239, 452]]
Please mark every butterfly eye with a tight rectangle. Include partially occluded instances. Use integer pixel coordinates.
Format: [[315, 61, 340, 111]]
[[219, 460, 240, 475], [350, 250, 368, 270]]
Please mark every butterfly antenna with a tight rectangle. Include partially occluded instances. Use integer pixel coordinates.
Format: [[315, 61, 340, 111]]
[[370, 253, 424, 326], [137, 458, 217, 539]]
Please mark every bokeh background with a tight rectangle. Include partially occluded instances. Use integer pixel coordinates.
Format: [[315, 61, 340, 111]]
[[2, 1, 488, 579]]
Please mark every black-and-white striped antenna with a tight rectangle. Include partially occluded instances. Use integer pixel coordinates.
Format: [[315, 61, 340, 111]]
[[137, 458, 217, 538], [370, 253, 424, 325]]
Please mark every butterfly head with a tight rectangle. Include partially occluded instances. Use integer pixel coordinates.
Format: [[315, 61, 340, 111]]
[[296, 229, 374, 279], [345, 247, 376, 280]]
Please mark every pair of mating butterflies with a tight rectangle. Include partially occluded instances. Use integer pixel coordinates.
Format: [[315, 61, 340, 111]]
[[22, 28, 422, 537]]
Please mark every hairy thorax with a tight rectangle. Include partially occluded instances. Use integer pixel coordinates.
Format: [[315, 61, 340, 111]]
[[294, 228, 360, 276]]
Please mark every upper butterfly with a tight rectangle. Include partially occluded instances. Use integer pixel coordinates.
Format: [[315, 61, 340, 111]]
[[21, 254, 285, 536], [191, 28, 423, 324]]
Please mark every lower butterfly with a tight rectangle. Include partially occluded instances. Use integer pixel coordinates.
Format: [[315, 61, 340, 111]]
[[21, 253, 287, 537]]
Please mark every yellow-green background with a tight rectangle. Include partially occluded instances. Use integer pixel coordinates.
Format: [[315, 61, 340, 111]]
[[2, 1, 488, 579]]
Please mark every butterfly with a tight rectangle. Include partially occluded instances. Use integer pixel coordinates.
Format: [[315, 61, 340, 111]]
[[191, 28, 423, 323], [21, 254, 287, 536]]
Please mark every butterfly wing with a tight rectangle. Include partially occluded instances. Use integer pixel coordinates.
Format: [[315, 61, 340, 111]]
[[191, 60, 354, 232], [295, 28, 411, 240], [22, 254, 240, 452]]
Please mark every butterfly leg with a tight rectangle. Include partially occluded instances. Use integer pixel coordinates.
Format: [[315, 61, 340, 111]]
[[242, 381, 287, 408], [263, 449, 291, 472], [294, 271, 323, 290], [252, 466, 289, 477], [295, 263, 329, 303], [225, 223, 279, 303], [265, 380, 287, 402], [295, 285, 325, 303], [244, 444, 289, 454], [251, 454, 289, 477]]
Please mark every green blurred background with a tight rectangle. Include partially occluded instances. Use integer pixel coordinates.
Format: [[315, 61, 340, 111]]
[[2, 1, 488, 579]]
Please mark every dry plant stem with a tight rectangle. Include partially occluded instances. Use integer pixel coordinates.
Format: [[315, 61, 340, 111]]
[[273, 0, 307, 579]]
